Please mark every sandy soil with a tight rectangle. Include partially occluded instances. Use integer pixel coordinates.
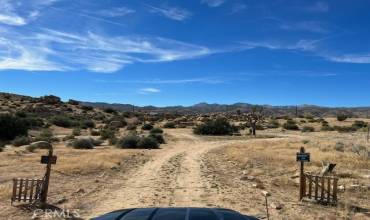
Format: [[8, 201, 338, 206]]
[[87, 129, 253, 218], [1, 128, 369, 219]]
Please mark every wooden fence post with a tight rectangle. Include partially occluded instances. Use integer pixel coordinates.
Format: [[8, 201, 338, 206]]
[[41, 148, 51, 203], [297, 147, 310, 201]]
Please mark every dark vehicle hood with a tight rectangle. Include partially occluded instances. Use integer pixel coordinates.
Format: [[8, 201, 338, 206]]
[[91, 207, 259, 220]]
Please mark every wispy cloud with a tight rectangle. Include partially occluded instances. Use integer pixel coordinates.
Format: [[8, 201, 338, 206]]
[[239, 39, 319, 51], [94, 77, 224, 84], [230, 3, 247, 14], [139, 88, 161, 94], [0, 28, 214, 72], [279, 21, 329, 34], [0, 0, 58, 26], [202, 0, 226, 7], [326, 54, 370, 64], [239, 38, 370, 64], [146, 4, 191, 21], [307, 1, 330, 13], [97, 7, 135, 17]]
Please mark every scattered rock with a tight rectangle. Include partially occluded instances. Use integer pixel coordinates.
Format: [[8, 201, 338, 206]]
[[110, 165, 119, 171], [270, 202, 283, 210], [56, 197, 68, 204], [109, 121, 123, 128], [74, 188, 85, 194], [240, 175, 255, 181], [261, 190, 270, 197], [252, 181, 265, 189]]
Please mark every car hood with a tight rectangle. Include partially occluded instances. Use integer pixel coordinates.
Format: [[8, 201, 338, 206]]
[[91, 207, 259, 220]]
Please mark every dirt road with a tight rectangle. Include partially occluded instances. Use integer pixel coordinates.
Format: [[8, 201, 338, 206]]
[[88, 129, 255, 218]]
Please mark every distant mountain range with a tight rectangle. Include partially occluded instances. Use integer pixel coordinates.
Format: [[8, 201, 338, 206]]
[[1, 92, 369, 117], [81, 101, 370, 117]]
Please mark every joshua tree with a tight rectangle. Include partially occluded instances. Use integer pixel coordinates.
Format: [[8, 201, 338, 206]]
[[246, 106, 264, 136]]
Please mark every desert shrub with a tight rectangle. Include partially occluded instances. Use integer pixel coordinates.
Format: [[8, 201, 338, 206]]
[[15, 112, 44, 128], [333, 126, 356, 133], [72, 127, 81, 136], [26, 145, 37, 152], [148, 133, 165, 144], [334, 142, 345, 152], [100, 128, 116, 140], [142, 123, 153, 130], [35, 129, 58, 142], [116, 135, 139, 149], [193, 118, 238, 135], [283, 119, 299, 130], [308, 119, 316, 123], [50, 115, 76, 128], [255, 124, 265, 130], [317, 118, 326, 123], [163, 122, 176, 128], [40, 95, 61, 104], [104, 108, 117, 114], [80, 120, 95, 129], [62, 134, 75, 141], [266, 119, 280, 128], [106, 119, 127, 128], [301, 126, 315, 132], [68, 99, 79, 105], [150, 128, 163, 134], [90, 129, 100, 136], [321, 125, 334, 131], [24, 117, 44, 128], [12, 136, 31, 147], [90, 138, 103, 146], [352, 120, 368, 130], [302, 140, 310, 144], [126, 124, 137, 130], [15, 111, 27, 118], [81, 105, 93, 111], [351, 144, 367, 155], [300, 120, 307, 123], [137, 137, 159, 149], [177, 124, 187, 128], [69, 138, 94, 149], [304, 114, 314, 120], [0, 142, 4, 152], [122, 111, 133, 118], [337, 114, 348, 121], [321, 120, 329, 126], [0, 114, 29, 141], [108, 136, 118, 145]]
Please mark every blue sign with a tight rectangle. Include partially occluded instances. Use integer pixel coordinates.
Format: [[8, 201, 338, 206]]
[[296, 153, 310, 162]]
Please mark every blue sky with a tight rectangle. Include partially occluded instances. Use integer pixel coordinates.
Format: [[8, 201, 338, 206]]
[[0, 0, 369, 107]]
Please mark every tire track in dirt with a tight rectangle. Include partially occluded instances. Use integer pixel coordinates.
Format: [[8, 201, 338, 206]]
[[88, 129, 255, 218]]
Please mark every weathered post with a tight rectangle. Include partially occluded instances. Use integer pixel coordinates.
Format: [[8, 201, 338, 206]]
[[296, 147, 310, 201], [40, 147, 57, 204], [261, 191, 270, 220]]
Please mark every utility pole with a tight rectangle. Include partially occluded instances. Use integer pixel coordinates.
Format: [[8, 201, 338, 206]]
[[295, 105, 298, 118]]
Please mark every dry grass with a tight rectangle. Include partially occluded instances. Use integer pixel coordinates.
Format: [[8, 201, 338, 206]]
[[213, 129, 370, 219], [0, 142, 151, 220]]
